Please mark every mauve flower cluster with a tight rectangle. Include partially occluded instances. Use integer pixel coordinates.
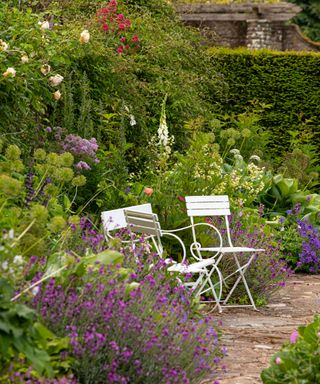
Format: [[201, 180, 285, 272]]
[[62, 134, 99, 171], [32, 243, 223, 384], [297, 219, 320, 273]]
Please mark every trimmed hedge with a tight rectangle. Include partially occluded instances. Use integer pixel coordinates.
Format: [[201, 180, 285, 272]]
[[209, 48, 320, 159]]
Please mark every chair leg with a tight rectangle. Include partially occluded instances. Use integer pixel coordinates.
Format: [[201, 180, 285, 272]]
[[196, 266, 223, 313], [223, 253, 257, 310]]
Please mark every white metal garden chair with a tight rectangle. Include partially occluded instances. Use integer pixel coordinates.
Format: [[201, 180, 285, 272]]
[[101, 203, 153, 244], [185, 195, 265, 311], [124, 209, 224, 311]]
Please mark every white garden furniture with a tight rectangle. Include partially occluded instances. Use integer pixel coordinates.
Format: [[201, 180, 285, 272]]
[[101, 203, 153, 244], [124, 209, 224, 311], [185, 195, 264, 311]]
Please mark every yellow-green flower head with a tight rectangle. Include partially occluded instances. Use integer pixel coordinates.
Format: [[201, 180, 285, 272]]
[[72, 175, 86, 187], [43, 184, 59, 196], [34, 163, 46, 176], [227, 138, 236, 146], [5, 144, 21, 160], [12, 160, 25, 173], [53, 167, 74, 183], [46, 152, 61, 167], [49, 215, 67, 233], [60, 152, 74, 167], [0, 174, 22, 197], [69, 215, 80, 225], [30, 204, 48, 223], [241, 128, 252, 138], [34, 148, 47, 161]]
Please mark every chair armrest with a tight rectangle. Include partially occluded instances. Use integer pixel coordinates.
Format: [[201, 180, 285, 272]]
[[162, 223, 223, 263]]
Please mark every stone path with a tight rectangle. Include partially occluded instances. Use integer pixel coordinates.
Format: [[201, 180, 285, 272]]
[[205, 274, 320, 384]]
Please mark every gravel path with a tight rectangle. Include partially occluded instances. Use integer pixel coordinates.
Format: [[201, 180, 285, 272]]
[[205, 274, 320, 384]]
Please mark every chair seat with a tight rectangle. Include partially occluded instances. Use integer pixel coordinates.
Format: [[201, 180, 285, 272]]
[[199, 246, 265, 253], [167, 258, 215, 274]]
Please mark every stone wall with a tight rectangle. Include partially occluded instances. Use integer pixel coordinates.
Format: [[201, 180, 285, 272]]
[[176, 2, 320, 52]]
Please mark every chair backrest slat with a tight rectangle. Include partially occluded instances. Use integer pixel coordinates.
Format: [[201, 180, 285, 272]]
[[125, 210, 161, 237], [185, 196, 231, 217], [186, 195, 229, 203], [101, 203, 152, 231], [187, 208, 231, 217]]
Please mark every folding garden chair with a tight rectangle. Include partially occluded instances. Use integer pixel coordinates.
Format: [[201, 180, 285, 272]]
[[124, 209, 224, 311], [101, 203, 153, 244], [185, 195, 264, 311]]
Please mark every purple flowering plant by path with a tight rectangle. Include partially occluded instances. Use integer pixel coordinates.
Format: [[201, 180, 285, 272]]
[[31, 237, 224, 384], [276, 203, 320, 273], [208, 210, 292, 304]]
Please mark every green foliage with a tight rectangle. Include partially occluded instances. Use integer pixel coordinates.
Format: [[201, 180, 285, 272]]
[[261, 315, 320, 384], [209, 48, 320, 164], [0, 278, 72, 379], [288, 0, 320, 42]]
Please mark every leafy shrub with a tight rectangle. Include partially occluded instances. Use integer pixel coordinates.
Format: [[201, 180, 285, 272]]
[[261, 315, 320, 384]]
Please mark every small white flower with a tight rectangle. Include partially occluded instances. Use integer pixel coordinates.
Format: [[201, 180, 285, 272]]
[[31, 286, 40, 296], [53, 90, 62, 100], [1, 261, 8, 270], [21, 55, 29, 64], [249, 155, 261, 162], [13, 255, 24, 265], [40, 21, 50, 30], [49, 74, 64, 86], [79, 30, 90, 44], [3, 67, 16, 77], [129, 114, 136, 126], [0, 39, 8, 51], [230, 148, 240, 155], [234, 154, 243, 161], [8, 229, 15, 239], [40, 64, 51, 75]]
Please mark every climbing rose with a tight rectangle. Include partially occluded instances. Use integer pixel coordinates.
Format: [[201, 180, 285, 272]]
[[0, 39, 8, 51], [40, 64, 51, 75], [132, 35, 139, 43], [79, 30, 90, 44], [40, 20, 50, 30], [49, 74, 64, 86], [3, 67, 16, 77], [21, 55, 29, 64], [53, 90, 62, 100]]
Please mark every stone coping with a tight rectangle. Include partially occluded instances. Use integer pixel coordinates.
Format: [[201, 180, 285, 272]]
[[176, 2, 301, 21]]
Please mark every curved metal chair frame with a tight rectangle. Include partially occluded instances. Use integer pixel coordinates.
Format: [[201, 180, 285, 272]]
[[185, 195, 265, 311], [124, 209, 224, 312]]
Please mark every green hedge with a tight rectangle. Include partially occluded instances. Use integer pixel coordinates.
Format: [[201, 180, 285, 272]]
[[209, 48, 320, 159]]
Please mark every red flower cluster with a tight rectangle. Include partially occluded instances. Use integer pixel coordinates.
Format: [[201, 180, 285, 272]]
[[96, 0, 140, 55]]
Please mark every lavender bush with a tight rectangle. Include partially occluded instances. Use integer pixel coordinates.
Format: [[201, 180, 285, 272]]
[[31, 242, 223, 384], [207, 212, 292, 304]]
